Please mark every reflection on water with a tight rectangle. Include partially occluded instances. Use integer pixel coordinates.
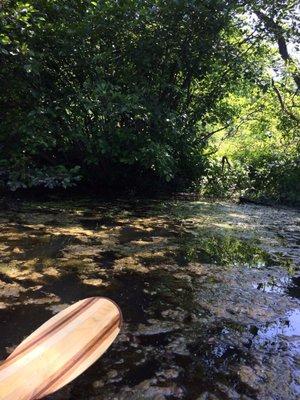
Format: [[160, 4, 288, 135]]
[[177, 233, 274, 268], [0, 198, 299, 399], [253, 275, 300, 300], [256, 309, 300, 340]]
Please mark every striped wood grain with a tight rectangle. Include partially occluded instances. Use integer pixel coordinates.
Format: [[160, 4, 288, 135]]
[[0, 297, 122, 400]]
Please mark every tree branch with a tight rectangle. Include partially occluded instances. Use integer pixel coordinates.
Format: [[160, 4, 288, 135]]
[[272, 79, 300, 122], [255, 10, 300, 91]]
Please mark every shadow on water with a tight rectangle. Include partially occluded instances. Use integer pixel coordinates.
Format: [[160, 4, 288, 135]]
[[287, 276, 300, 299], [79, 216, 117, 229], [17, 235, 79, 261], [0, 304, 54, 359]]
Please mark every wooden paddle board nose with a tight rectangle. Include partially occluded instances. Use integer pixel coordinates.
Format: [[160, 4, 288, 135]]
[[0, 297, 122, 400]]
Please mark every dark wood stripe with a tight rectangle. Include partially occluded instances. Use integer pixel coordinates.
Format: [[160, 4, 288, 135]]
[[33, 315, 120, 399], [2, 298, 98, 367], [102, 297, 123, 328]]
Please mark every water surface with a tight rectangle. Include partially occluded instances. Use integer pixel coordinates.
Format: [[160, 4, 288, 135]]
[[0, 198, 299, 399]]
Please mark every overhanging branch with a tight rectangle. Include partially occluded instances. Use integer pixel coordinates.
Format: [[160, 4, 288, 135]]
[[272, 79, 300, 123]]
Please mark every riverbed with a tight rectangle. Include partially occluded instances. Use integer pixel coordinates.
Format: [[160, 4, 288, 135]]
[[0, 198, 299, 399]]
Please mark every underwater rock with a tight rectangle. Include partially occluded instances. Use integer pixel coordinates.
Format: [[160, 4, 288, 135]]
[[93, 379, 105, 389], [196, 392, 220, 400], [107, 379, 185, 400], [137, 320, 180, 336], [156, 368, 181, 380], [166, 336, 191, 356], [237, 365, 262, 391]]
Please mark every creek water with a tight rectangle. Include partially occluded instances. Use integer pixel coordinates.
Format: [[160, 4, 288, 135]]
[[0, 198, 299, 399]]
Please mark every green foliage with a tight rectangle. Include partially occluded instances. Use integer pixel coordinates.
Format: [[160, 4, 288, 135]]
[[0, 0, 264, 190], [200, 151, 300, 204], [0, 0, 299, 199], [198, 36, 300, 205], [200, 116, 300, 203], [4, 165, 81, 191]]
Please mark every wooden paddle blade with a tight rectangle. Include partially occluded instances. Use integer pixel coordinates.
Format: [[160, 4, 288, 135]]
[[0, 297, 122, 400]]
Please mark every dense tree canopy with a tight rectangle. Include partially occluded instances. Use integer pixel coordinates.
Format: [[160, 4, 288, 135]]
[[0, 0, 299, 200]]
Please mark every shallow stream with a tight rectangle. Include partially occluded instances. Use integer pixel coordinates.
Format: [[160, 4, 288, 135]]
[[0, 198, 299, 399]]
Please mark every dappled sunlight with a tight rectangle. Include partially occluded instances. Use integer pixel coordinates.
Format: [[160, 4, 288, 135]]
[[0, 199, 299, 399], [227, 212, 248, 219]]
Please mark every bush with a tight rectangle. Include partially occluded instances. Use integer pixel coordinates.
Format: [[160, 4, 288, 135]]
[[199, 150, 300, 204]]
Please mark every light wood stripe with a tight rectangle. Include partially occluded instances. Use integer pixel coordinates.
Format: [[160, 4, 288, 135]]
[[0, 297, 122, 400], [5, 298, 97, 363], [0, 299, 113, 381], [0, 297, 97, 371], [34, 316, 120, 399]]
